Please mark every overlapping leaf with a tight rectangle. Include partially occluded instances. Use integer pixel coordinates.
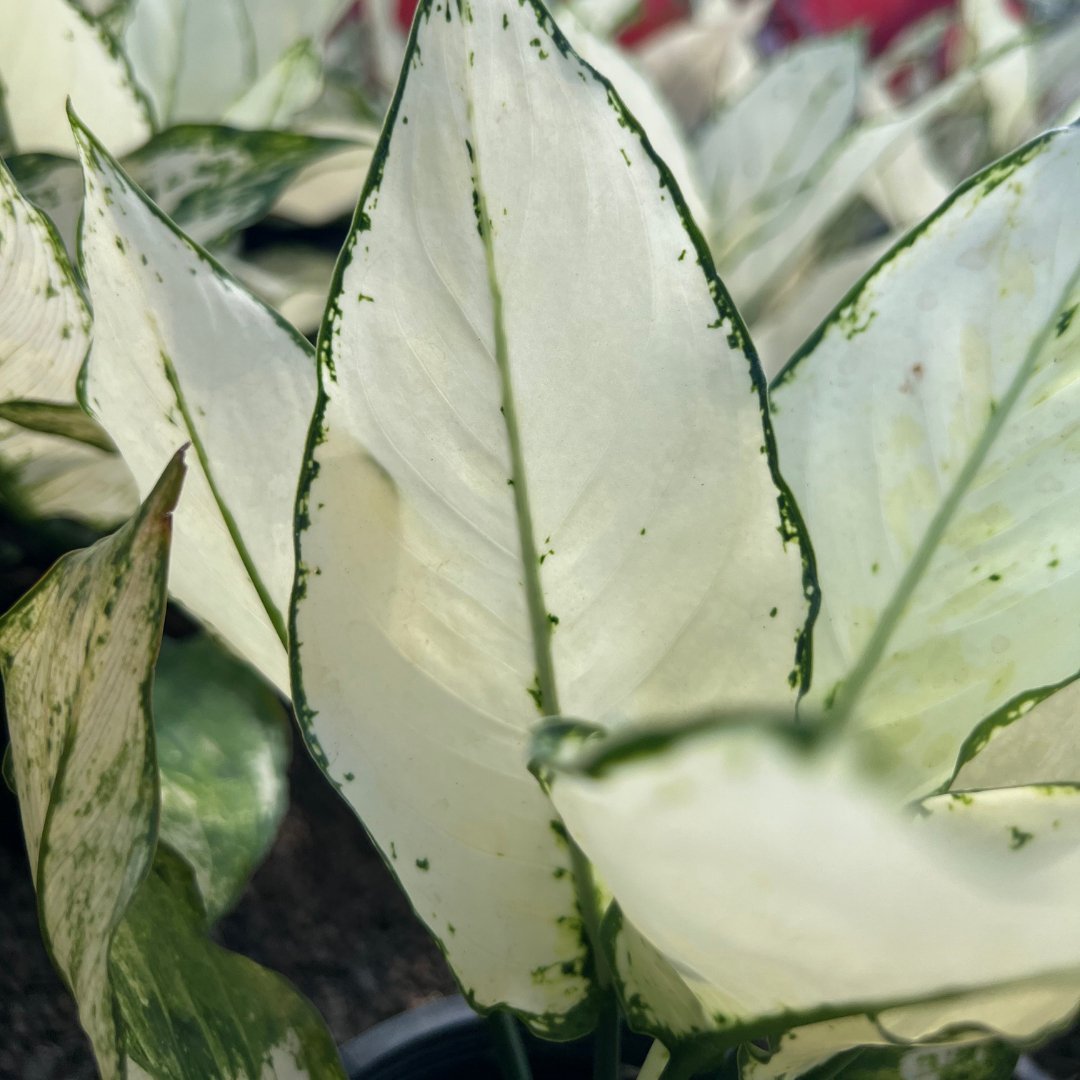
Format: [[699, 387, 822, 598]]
[[540, 718, 1080, 1076], [772, 124, 1080, 798], [293, 0, 810, 1035], [0, 157, 136, 525], [0, 455, 343, 1078], [75, 114, 317, 695], [0, 0, 151, 154]]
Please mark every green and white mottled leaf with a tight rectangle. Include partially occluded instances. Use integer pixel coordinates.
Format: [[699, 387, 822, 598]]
[[0, 456, 182, 1075], [0, 0, 151, 154], [0, 157, 136, 524], [111, 847, 344, 1080], [10, 126, 351, 255], [771, 126, 1080, 798], [699, 35, 861, 259], [76, 115, 317, 695], [154, 634, 290, 922], [121, 0, 349, 127], [542, 719, 1080, 1065], [293, 0, 810, 1036]]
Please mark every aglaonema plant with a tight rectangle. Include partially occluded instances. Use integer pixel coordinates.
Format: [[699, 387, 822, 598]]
[[4, 0, 1080, 1077]]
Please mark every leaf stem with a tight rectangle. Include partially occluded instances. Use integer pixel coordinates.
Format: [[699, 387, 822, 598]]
[[592, 994, 621, 1080], [488, 1012, 533, 1080]]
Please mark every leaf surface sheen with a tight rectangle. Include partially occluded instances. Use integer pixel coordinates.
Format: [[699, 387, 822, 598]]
[[545, 721, 1080, 1059], [772, 125, 1080, 798], [0, 0, 151, 154], [294, 0, 809, 1032], [76, 117, 317, 694]]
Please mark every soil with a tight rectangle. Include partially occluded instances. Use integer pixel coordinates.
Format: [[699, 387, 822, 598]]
[[0, 738, 457, 1080]]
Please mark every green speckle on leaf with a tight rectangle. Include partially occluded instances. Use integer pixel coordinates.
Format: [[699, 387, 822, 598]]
[[1009, 826, 1033, 850], [416, 857, 430, 870]]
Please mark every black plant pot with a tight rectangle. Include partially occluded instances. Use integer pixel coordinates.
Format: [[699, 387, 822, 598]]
[[340, 995, 653, 1080]]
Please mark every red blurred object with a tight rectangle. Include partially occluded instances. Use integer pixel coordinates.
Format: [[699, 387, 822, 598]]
[[617, 0, 693, 46], [398, 0, 420, 28], [768, 0, 954, 53]]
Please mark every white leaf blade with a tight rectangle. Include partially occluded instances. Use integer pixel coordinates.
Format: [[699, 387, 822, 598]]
[[772, 125, 1080, 797], [544, 721, 1080, 1052], [294, 0, 809, 1032], [0, 0, 151, 154], [75, 115, 317, 694]]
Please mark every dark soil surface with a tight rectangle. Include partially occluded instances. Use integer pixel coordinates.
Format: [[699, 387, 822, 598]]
[[0, 736, 456, 1080]]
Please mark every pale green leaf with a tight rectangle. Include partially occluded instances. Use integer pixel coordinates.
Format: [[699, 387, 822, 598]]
[[0, 0, 151, 154], [154, 634, 290, 922], [0, 455, 183, 1075], [221, 39, 324, 130], [75, 115, 317, 695], [121, 0, 350, 127], [293, 0, 810, 1036], [700, 35, 862, 260], [541, 719, 1080, 1064], [723, 46, 1022, 316], [111, 847, 344, 1080], [771, 126, 1080, 798], [0, 401, 117, 451], [0, 156, 136, 524]]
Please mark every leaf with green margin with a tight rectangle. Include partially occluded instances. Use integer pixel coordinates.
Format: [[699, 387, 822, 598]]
[[74, 113, 318, 696], [111, 847, 344, 1080], [771, 124, 1080, 801], [0, 156, 137, 525], [0, 455, 183, 1075], [292, 0, 813, 1037], [9, 125, 356, 255], [699, 34, 863, 261], [0, 0, 151, 154], [154, 634, 290, 922], [539, 716, 1080, 1071]]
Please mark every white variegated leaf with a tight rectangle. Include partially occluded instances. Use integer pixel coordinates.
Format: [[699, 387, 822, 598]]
[[223, 243, 338, 336], [75, 116, 317, 695], [699, 35, 861, 259], [0, 0, 151, 155], [771, 126, 1080, 798], [569, 0, 640, 36], [294, 0, 810, 1035], [221, 39, 325, 130], [0, 157, 136, 525], [542, 720, 1080, 1067], [1, 456, 345, 1079], [0, 457, 182, 1075]]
